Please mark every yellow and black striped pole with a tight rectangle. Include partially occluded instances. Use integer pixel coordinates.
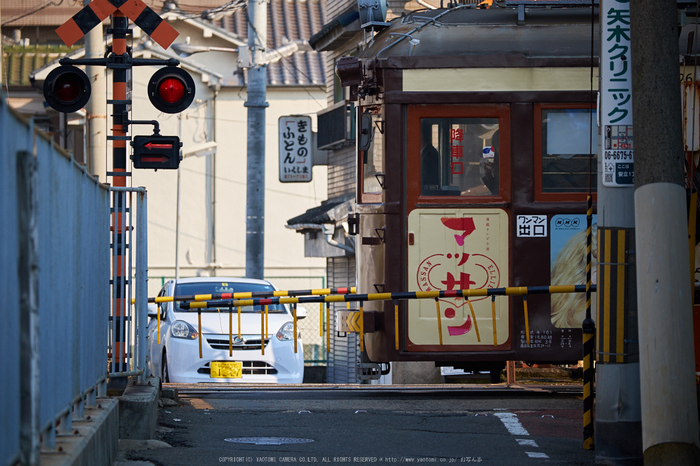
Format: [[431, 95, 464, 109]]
[[326, 302, 330, 353], [491, 295, 497, 346], [582, 195, 595, 450], [293, 303, 298, 354], [522, 296, 530, 346], [180, 284, 597, 310], [229, 305, 233, 357], [320, 303, 324, 337], [359, 301, 365, 351], [144, 286, 356, 304], [582, 318, 595, 450], [434, 298, 443, 346], [197, 309, 203, 359], [467, 298, 480, 343], [394, 300, 400, 350], [260, 305, 265, 356]]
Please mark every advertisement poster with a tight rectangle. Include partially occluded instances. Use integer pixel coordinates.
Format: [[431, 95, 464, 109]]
[[550, 214, 598, 329], [407, 208, 509, 347]]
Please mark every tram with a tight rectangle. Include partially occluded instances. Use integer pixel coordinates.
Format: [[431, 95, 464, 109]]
[[337, 4, 602, 377]]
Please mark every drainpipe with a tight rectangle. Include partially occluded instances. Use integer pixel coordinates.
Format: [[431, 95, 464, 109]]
[[323, 224, 354, 254]]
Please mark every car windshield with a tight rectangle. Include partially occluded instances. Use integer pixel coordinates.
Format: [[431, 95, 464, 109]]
[[173, 281, 287, 313]]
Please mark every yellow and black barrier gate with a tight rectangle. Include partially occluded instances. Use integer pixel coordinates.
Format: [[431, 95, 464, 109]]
[[176, 285, 598, 360], [161, 284, 597, 449], [146, 286, 356, 304], [142, 286, 355, 350]]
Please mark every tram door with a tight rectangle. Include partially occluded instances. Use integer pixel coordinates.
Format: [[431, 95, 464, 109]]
[[405, 105, 512, 352]]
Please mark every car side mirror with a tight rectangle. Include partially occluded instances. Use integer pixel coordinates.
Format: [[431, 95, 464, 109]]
[[147, 303, 159, 318], [295, 307, 307, 320]]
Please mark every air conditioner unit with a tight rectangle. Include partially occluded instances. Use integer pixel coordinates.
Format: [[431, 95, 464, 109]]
[[316, 101, 356, 150]]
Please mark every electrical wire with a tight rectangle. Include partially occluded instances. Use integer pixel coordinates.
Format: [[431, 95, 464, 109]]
[[1, 0, 64, 26], [200, 0, 247, 20]]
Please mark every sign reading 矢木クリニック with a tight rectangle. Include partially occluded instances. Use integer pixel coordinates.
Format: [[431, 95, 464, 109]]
[[601, 0, 634, 187]]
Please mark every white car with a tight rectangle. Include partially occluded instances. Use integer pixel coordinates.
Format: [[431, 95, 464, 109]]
[[147, 277, 304, 384]]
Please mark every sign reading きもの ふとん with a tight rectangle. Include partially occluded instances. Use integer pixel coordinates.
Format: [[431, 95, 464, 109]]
[[279, 116, 312, 182]]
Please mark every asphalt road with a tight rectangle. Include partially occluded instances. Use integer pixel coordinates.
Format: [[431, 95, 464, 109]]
[[120, 385, 595, 466]]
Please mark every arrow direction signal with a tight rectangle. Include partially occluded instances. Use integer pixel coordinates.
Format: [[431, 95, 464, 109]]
[[141, 155, 170, 163], [131, 135, 181, 170], [144, 142, 174, 150]]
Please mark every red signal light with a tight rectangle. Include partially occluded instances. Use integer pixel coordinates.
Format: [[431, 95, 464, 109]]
[[54, 73, 83, 102], [43, 65, 91, 113], [158, 78, 186, 104], [148, 67, 195, 114]]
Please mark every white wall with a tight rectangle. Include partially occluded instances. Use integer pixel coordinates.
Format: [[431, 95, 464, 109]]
[[212, 86, 328, 276], [128, 52, 328, 292]]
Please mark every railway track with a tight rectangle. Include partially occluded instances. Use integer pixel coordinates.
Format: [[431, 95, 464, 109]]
[[164, 382, 584, 397]]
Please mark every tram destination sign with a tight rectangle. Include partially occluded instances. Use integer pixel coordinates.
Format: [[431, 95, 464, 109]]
[[600, 0, 634, 187]]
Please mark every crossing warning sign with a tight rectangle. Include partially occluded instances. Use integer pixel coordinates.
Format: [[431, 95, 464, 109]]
[[56, 0, 178, 48]]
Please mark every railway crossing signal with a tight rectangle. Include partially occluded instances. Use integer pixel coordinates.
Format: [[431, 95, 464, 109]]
[[48, 0, 191, 380], [43, 65, 91, 113], [45, 0, 196, 172], [147, 67, 195, 114]]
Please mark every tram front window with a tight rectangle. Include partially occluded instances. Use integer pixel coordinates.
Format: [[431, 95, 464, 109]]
[[421, 118, 499, 196]]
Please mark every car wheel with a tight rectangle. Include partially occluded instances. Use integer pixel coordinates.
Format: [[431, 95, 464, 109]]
[[161, 351, 170, 383]]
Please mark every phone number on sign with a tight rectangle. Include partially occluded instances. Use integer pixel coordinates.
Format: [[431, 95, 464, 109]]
[[604, 150, 633, 160]]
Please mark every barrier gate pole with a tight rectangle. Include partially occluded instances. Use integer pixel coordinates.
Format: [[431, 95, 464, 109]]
[[582, 195, 595, 450]]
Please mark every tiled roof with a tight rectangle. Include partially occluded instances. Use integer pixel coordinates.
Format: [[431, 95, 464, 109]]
[[1, 0, 326, 88], [212, 0, 326, 87], [287, 194, 354, 226], [2, 44, 79, 85]]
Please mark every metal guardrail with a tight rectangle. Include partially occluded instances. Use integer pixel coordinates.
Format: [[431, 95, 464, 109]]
[[1, 96, 112, 463], [108, 186, 149, 384]]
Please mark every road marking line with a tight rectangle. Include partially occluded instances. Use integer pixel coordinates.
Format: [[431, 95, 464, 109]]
[[494, 412, 530, 436], [516, 439, 538, 447], [495, 412, 552, 460]]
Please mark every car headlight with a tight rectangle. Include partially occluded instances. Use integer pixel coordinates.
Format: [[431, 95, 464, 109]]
[[276, 322, 300, 341], [171, 320, 198, 340]]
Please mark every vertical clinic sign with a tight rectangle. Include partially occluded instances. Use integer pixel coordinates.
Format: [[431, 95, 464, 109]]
[[601, 0, 634, 187], [279, 115, 313, 182]]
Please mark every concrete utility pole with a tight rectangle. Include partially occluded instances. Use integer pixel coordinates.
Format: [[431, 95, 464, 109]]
[[630, 1, 700, 464], [245, 0, 268, 279], [595, 0, 642, 462], [84, 0, 107, 182]]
